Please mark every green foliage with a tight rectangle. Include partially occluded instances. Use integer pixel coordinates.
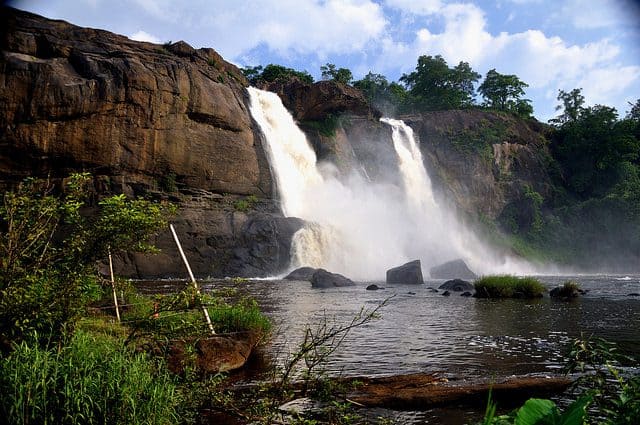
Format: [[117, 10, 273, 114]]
[[207, 298, 272, 335], [550, 88, 586, 126], [320, 63, 353, 85], [0, 329, 179, 425], [400, 54, 481, 111], [241, 64, 314, 85], [353, 72, 408, 114], [0, 174, 174, 346], [301, 113, 344, 137], [474, 275, 546, 299], [483, 396, 592, 425], [233, 194, 259, 212], [564, 336, 640, 423], [479, 69, 530, 113]]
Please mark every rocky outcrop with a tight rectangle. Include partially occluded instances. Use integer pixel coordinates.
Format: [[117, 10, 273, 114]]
[[262, 78, 377, 122], [310, 269, 355, 288], [400, 111, 554, 226], [439, 279, 474, 292], [0, 8, 286, 278], [284, 267, 319, 281], [430, 259, 477, 280], [386, 260, 424, 284]]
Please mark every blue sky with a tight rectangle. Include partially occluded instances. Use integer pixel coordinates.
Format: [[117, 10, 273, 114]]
[[9, 0, 640, 120]]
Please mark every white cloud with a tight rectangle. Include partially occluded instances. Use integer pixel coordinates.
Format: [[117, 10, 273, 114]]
[[129, 30, 161, 43], [189, 0, 388, 59], [384, 0, 443, 15], [372, 1, 638, 119], [561, 0, 637, 29]]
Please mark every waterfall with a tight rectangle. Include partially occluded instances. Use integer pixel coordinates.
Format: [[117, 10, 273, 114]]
[[247, 87, 537, 279]]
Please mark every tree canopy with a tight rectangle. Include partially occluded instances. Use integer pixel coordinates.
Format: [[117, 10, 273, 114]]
[[320, 63, 353, 85], [241, 64, 314, 85], [400, 55, 481, 111], [478, 69, 530, 114]]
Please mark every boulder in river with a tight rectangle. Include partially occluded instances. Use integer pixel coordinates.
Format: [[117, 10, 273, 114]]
[[284, 266, 318, 281], [311, 269, 355, 288], [386, 260, 424, 284], [439, 279, 474, 292], [366, 284, 382, 291], [430, 259, 477, 280]]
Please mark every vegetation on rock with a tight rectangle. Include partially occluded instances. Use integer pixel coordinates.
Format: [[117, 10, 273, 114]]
[[474, 275, 546, 299]]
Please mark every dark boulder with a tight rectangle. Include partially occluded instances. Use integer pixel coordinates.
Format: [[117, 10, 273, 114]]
[[439, 279, 474, 292], [442, 291, 451, 296], [311, 269, 355, 288], [549, 281, 581, 300], [430, 259, 477, 280], [284, 267, 318, 281], [386, 260, 424, 284], [366, 284, 382, 291], [628, 293, 640, 297], [461, 291, 473, 297]]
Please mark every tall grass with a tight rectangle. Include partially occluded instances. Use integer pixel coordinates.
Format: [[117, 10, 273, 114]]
[[474, 275, 546, 299], [0, 330, 179, 425]]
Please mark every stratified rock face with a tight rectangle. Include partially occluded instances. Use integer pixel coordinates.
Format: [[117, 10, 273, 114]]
[[430, 259, 477, 280], [0, 7, 271, 197], [386, 260, 424, 284], [0, 8, 286, 278], [401, 111, 553, 223]]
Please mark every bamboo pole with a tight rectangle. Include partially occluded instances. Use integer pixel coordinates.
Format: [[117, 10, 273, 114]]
[[170, 224, 215, 335], [108, 247, 121, 322]]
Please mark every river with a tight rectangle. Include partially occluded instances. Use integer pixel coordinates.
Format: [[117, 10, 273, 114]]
[[140, 273, 640, 423]]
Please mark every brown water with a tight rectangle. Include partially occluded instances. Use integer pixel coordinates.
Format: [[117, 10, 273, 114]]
[[138, 274, 640, 423]]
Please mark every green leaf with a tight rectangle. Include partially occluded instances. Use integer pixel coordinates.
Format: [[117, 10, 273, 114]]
[[514, 398, 558, 425], [558, 395, 591, 425]]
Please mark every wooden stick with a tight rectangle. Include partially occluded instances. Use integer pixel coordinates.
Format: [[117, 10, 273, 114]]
[[170, 224, 215, 335], [108, 247, 121, 322]]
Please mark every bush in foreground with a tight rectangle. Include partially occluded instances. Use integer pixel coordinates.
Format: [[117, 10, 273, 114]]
[[0, 328, 179, 425], [474, 275, 545, 299]]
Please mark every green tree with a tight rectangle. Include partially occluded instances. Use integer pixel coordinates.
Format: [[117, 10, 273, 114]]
[[353, 71, 408, 114], [400, 55, 481, 111], [320, 63, 353, 85], [626, 98, 640, 122], [550, 88, 586, 126], [241, 63, 314, 85], [0, 174, 175, 347], [478, 68, 529, 111]]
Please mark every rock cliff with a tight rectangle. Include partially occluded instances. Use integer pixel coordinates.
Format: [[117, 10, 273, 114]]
[[0, 7, 299, 278], [1, 8, 557, 277]]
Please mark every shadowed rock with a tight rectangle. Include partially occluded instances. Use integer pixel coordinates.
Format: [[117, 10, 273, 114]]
[[430, 259, 477, 280], [366, 284, 382, 290], [284, 266, 318, 281], [386, 260, 424, 284], [311, 269, 355, 288], [439, 278, 474, 292]]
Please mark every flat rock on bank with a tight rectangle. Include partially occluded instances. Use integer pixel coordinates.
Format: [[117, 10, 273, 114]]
[[347, 373, 572, 409]]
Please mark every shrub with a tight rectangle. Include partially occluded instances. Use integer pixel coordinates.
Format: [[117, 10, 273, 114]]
[[0, 329, 179, 425], [233, 194, 258, 212], [474, 275, 545, 299], [0, 174, 174, 346], [550, 280, 581, 299]]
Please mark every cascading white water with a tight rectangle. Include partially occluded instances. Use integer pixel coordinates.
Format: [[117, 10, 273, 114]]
[[248, 87, 537, 279]]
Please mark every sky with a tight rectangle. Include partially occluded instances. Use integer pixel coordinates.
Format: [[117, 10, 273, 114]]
[[8, 0, 640, 120]]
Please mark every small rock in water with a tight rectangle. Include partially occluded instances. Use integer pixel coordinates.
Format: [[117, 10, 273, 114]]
[[442, 290, 451, 296], [429, 288, 439, 293], [386, 259, 424, 284], [407, 291, 416, 295], [628, 293, 640, 297], [460, 291, 473, 297], [366, 284, 382, 291], [439, 279, 474, 292]]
